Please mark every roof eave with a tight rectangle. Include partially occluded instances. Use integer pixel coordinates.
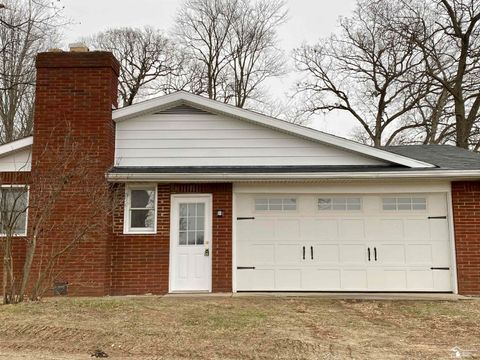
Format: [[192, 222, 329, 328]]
[[106, 169, 480, 183]]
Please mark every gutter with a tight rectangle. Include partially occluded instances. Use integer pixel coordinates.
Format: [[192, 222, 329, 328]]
[[106, 169, 480, 182]]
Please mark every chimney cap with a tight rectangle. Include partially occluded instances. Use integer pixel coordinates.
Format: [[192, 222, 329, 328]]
[[69, 43, 89, 52]]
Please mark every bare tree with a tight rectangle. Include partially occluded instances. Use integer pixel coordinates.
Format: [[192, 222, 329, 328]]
[[227, 0, 287, 108], [175, 0, 239, 101], [87, 26, 178, 106], [1, 126, 117, 304], [294, 0, 431, 147], [175, 0, 287, 107], [0, 0, 63, 144], [392, 0, 480, 149]]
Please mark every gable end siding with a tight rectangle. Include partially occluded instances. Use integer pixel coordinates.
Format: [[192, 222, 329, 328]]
[[115, 112, 390, 167]]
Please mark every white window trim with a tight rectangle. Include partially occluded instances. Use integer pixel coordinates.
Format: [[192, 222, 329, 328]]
[[317, 197, 363, 212], [0, 184, 29, 237], [123, 184, 158, 234]]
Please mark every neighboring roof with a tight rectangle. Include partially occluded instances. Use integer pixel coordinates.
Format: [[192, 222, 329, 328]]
[[0, 136, 33, 157], [384, 145, 480, 170], [112, 91, 435, 169]]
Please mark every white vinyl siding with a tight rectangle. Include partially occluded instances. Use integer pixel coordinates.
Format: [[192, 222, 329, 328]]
[[0, 148, 31, 172], [114, 111, 389, 167]]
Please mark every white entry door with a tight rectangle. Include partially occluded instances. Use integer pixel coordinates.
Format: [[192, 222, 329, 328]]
[[170, 195, 212, 292]]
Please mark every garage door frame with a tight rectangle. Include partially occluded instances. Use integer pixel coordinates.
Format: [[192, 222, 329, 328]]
[[231, 182, 459, 294]]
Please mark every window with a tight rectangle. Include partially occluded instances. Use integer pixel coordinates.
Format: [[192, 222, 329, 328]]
[[318, 197, 361, 211], [255, 198, 297, 211], [0, 187, 28, 236], [383, 197, 427, 211], [179, 203, 205, 245], [124, 186, 156, 233]]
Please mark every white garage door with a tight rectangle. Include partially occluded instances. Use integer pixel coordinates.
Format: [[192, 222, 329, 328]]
[[236, 193, 453, 292]]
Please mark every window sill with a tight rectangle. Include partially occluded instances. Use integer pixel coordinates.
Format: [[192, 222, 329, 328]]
[[123, 229, 157, 235]]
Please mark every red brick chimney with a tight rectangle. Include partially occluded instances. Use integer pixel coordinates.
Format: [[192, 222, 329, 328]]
[[30, 46, 120, 296]]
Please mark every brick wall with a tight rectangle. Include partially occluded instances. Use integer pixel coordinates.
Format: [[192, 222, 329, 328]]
[[452, 181, 480, 295], [28, 51, 120, 296], [111, 183, 232, 295]]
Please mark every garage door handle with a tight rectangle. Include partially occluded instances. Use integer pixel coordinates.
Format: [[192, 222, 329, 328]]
[[302, 246, 305, 260], [374, 247, 377, 261], [367, 247, 371, 261], [310, 246, 314, 260]]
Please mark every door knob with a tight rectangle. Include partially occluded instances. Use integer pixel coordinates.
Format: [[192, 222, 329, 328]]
[[367, 247, 371, 262], [204, 248, 209, 257], [302, 246, 305, 260], [310, 246, 314, 260]]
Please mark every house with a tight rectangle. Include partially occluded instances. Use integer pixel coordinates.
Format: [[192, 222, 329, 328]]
[[0, 47, 479, 296]]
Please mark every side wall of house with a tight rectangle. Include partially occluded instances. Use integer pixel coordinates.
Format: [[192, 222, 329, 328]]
[[452, 181, 480, 295], [111, 183, 232, 295]]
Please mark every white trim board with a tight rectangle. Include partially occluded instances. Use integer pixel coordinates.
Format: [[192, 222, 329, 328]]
[[112, 92, 434, 169], [0, 137, 33, 157], [106, 169, 480, 182]]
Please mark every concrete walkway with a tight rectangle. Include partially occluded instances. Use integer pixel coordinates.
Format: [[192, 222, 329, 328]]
[[163, 292, 470, 301]]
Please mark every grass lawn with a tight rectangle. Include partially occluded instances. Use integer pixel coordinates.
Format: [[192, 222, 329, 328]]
[[0, 296, 479, 359]]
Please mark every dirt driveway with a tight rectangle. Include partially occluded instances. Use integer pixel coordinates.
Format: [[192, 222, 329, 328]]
[[0, 296, 479, 359]]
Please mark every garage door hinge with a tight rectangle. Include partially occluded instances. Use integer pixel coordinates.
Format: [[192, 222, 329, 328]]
[[428, 216, 447, 219], [237, 217, 255, 220], [430, 267, 450, 270]]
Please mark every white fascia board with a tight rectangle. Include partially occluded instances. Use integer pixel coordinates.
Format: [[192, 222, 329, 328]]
[[112, 92, 434, 169], [0, 137, 33, 157], [106, 169, 480, 182]]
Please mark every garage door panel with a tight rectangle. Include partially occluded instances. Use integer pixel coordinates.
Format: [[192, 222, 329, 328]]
[[340, 244, 367, 264], [313, 244, 340, 263], [377, 244, 406, 264], [301, 219, 338, 240], [407, 270, 434, 290], [342, 269, 368, 289], [277, 244, 302, 264], [433, 270, 452, 291], [249, 219, 276, 240], [378, 219, 404, 241], [383, 270, 408, 290], [339, 219, 365, 240], [277, 269, 301, 289], [430, 220, 449, 241], [406, 244, 433, 265], [302, 269, 341, 290], [276, 219, 300, 240], [252, 269, 275, 290], [404, 219, 429, 240], [251, 244, 275, 264]]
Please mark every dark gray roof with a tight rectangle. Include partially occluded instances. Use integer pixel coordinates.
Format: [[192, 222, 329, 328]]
[[109, 165, 408, 174], [108, 145, 480, 175], [383, 145, 480, 170]]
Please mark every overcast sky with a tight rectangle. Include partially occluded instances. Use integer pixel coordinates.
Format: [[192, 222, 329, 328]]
[[61, 0, 358, 136]]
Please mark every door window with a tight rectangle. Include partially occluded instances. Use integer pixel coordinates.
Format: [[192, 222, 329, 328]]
[[179, 203, 205, 245]]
